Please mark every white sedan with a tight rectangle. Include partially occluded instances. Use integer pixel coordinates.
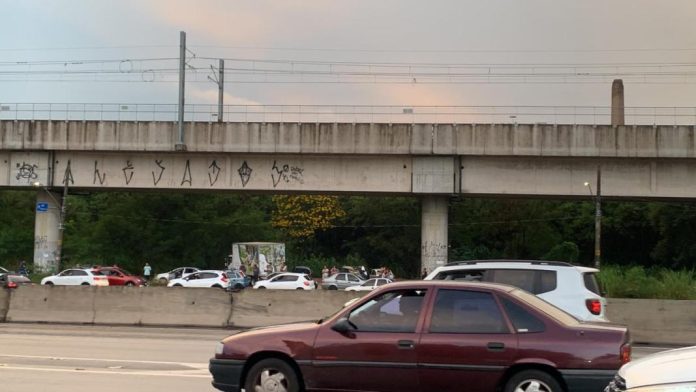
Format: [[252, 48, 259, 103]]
[[606, 345, 696, 392], [156, 266, 199, 284], [41, 269, 109, 286], [253, 273, 316, 290], [167, 270, 228, 288], [345, 278, 393, 292]]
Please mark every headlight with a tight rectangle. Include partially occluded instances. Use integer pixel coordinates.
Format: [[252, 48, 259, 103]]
[[215, 342, 225, 356]]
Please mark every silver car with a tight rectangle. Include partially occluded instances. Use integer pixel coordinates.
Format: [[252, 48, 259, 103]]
[[321, 273, 364, 290]]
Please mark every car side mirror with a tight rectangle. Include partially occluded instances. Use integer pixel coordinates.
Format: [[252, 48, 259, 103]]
[[331, 317, 355, 334]]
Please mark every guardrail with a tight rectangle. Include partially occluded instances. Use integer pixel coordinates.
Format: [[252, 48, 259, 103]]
[[1, 103, 696, 125]]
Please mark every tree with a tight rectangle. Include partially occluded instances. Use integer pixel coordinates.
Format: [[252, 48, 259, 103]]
[[272, 195, 345, 239]]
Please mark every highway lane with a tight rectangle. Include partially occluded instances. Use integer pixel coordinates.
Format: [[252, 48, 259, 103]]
[[0, 323, 677, 392], [0, 324, 234, 392]]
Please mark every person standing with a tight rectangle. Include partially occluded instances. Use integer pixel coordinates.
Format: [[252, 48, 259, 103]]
[[252, 263, 260, 285], [143, 263, 152, 282], [321, 266, 329, 279], [421, 267, 428, 279]]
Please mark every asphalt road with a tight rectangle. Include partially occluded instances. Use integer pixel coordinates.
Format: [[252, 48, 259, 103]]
[[0, 323, 677, 392]]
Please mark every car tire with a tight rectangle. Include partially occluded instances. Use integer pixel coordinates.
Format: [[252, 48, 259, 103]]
[[81, 282, 90, 286], [125, 282, 135, 287], [172, 284, 183, 287], [504, 370, 563, 392], [328, 285, 337, 290], [233, 283, 244, 290], [44, 281, 54, 286], [257, 286, 266, 289], [212, 284, 222, 289], [159, 278, 168, 285], [244, 358, 300, 392], [296, 287, 304, 290]]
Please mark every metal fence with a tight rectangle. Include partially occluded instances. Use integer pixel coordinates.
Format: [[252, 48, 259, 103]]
[[1, 103, 695, 125]]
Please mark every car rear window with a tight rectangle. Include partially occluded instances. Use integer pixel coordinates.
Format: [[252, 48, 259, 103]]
[[583, 273, 603, 296], [487, 269, 557, 294], [509, 289, 579, 326], [500, 297, 545, 333], [432, 270, 484, 282]]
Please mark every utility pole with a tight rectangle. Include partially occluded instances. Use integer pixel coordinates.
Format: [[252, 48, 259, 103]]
[[593, 166, 602, 268], [218, 59, 224, 122], [175, 31, 187, 151]]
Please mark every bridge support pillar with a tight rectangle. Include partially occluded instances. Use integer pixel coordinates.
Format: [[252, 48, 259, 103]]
[[33, 190, 63, 274], [421, 196, 448, 275]]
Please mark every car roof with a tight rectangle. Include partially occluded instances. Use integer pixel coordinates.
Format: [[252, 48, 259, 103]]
[[435, 259, 596, 272], [377, 280, 518, 293]]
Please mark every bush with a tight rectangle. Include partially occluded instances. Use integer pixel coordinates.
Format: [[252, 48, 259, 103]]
[[599, 265, 696, 299]]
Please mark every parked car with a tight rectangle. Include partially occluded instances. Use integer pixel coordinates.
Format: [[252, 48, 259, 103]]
[[167, 270, 229, 288], [292, 266, 312, 277], [41, 269, 109, 286], [425, 259, 608, 321], [210, 280, 631, 392], [321, 272, 365, 290], [0, 266, 9, 274], [253, 272, 316, 290], [92, 267, 145, 286], [0, 273, 32, 288], [345, 278, 393, 291], [226, 270, 251, 290], [605, 345, 696, 392], [156, 267, 199, 284]]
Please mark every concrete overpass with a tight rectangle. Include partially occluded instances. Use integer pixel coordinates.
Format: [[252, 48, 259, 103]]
[[2, 120, 696, 272]]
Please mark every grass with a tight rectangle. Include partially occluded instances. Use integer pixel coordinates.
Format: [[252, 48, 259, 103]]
[[599, 265, 696, 300]]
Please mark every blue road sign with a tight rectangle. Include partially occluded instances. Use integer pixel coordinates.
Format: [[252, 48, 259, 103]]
[[36, 202, 49, 212]]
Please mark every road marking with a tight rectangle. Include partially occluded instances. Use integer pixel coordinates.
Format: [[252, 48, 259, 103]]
[[0, 353, 206, 369], [0, 365, 210, 378]]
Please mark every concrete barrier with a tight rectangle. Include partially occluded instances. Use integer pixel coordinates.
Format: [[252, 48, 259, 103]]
[[6, 285, 232, 327], [228, 290, 363, 328], [2, 286, 695, 345], [0, 288, 10, 322], [606, 298, 696, 345]]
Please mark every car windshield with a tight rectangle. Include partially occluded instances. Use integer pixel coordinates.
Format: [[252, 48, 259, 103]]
[[510, 288, 580, 326]]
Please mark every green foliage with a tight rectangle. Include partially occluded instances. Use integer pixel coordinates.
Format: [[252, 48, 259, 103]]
[[543, 242, 579, 263], [599, 265, 696, 299], [0, 191, 36, 266]]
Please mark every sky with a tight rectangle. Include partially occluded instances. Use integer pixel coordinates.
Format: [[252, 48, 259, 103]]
[[1, 0, 696, 121]]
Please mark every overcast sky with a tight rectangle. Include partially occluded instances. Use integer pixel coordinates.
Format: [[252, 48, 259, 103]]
[[2, 0, 696, 113]]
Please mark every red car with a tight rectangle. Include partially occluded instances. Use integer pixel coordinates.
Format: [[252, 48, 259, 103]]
[[92, 267, 144, 286], [210, 281, 631, 392], [0, 273, 32, 288]]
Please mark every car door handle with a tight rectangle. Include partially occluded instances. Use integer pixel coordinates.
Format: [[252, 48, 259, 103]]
[[397, 340, 415, 349], [487, 342, 505, 352]]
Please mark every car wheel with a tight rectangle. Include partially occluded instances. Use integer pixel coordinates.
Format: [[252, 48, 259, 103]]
[[504, 370, 562, 392], [81, 282, 90, 286], [212, 284, 222, 289], [44, 281, 54, 286], [172, 284, 183, 287], [296, 287, 304, 290], [244, 358, 300, 392], [125, 282, 135, 287], [257, 286, 266, 289], [159, 278, 168, 285], [328, 285, 337, 290]]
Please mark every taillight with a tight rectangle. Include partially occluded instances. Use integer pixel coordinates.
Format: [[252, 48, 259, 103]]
[[7, 281, 18, 289], [620, 343, 631, 364], [303, 281, 310, 286], [585, 299, 602, 315], [221, 274, 228, 282]]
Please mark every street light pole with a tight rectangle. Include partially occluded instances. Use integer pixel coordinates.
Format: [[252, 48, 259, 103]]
[[584, 166, 602, 269]]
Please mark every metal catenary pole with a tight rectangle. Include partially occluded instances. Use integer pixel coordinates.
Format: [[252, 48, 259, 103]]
[[218, 59, 224, 122], [594, 166, 602, 269], [176, 31, 187, 151]]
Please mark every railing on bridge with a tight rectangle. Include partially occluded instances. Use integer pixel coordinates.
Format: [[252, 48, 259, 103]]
[[1, 103, 695, 125]]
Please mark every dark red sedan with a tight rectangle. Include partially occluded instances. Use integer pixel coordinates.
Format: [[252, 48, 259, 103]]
[[92, 267, 144, 286], [210, 281, 630, 392]]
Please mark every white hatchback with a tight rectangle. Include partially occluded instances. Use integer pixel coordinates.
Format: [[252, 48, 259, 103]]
[[41, 268, 110, 286], [425, 260, 608, 322], [345, 278, 393, 292], [167, 270, 229, 289], [253, 273, 316, 290]]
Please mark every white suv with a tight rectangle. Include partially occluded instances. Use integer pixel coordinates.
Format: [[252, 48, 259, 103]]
[[425, 260, 607, 322]]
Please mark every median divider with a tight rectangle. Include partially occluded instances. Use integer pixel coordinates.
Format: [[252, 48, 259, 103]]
[[0, 288, 10, 322], [228, 289, 363, 328], [606, 298, 696, 345]]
